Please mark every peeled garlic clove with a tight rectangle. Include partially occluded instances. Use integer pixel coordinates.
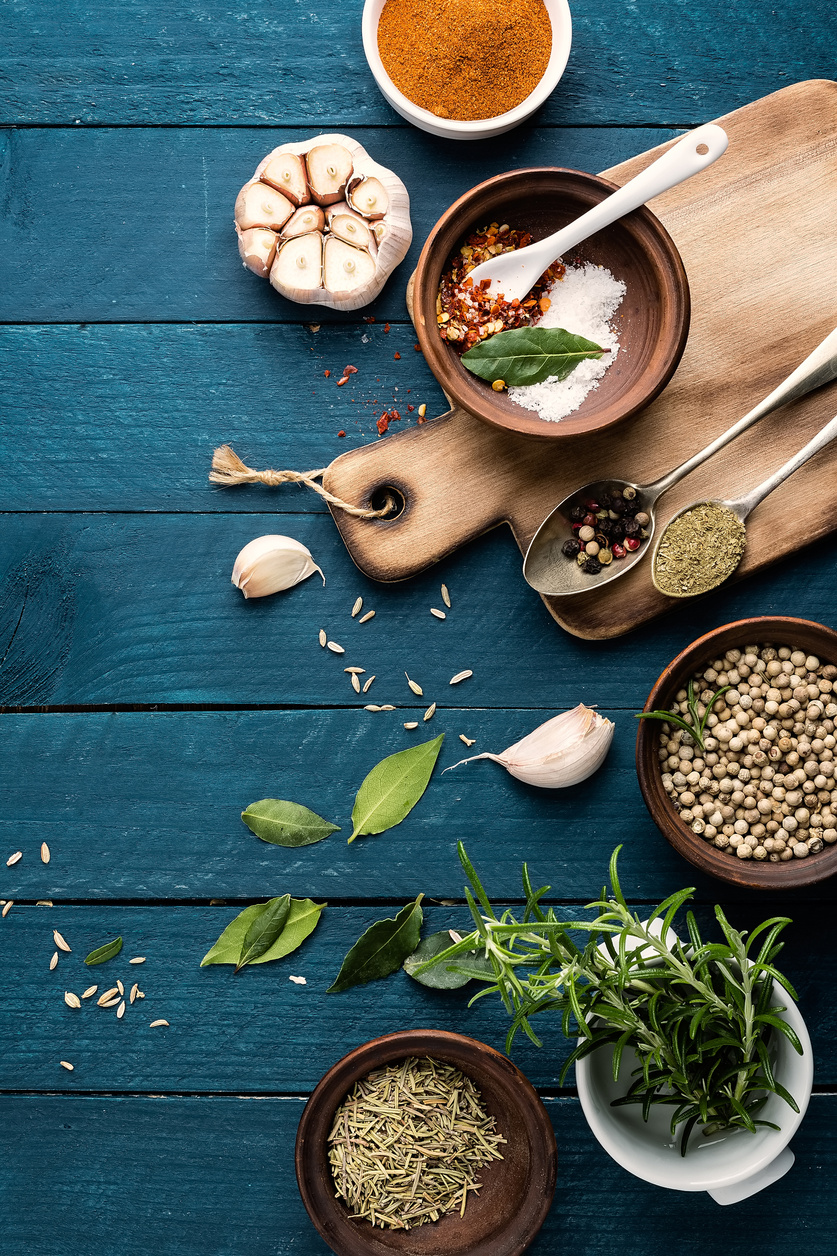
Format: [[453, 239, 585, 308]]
[[237, 227, 278, 277], [348, 176, 389, 220], [373, 220, 387, 245], [235, 182, 295, 232], [271, 232, 324, 296], [260, 152, 309, 206], [328, 211, 374, 252], [282, 205, 326, 238], [323, 236, 376, 295], [306, 143, 354, 206], [446, 705, 614, 789], [232, 535, 324, 599]]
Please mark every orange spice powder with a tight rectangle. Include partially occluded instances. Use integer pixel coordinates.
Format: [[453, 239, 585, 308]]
[[377, 0, 553, 123]]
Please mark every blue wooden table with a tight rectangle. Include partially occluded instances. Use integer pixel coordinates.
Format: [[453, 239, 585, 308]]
[[2, 3, 837, 1252]]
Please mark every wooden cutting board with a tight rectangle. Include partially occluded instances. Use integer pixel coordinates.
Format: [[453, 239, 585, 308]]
[[323, 80, 837, 639]]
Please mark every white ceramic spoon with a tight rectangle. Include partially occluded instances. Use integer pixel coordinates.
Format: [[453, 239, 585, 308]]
[[466, 123, 729, 302]]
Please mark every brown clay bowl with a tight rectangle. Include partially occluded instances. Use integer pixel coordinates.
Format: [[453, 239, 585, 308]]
[[295, 1029, 557, 1256], [637, 616, 837, 890], [413, 168, 690, 440]]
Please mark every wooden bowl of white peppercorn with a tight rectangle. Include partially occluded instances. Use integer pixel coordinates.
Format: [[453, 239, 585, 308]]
[[636, 616, 837, 889]]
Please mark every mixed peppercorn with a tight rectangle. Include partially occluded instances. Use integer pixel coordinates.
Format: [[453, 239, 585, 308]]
[[561, 486, 651, 575], [437, 223, 564, 352]]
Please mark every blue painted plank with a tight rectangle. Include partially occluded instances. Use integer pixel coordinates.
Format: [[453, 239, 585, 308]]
[[3, 1094, 837, 1254], [0, 0, 833, 126], [0, 126, 678, 323], [0, 903, 831, 1093], [2, 512, 837, 710]]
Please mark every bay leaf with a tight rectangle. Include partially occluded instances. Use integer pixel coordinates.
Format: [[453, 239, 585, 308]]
[[201, 897, 325, 968], [461, 326, 607, 387], [327, 895, 424, 993], [349, 734, 444, 843], [241, 799, 340, 847], [403, 930, 494, 989], [84, 936, 123, 966], [235, 893, 291, 973]]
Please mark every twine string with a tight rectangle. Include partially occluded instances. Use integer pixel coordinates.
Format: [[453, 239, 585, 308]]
[[209, 445, 395, 519]]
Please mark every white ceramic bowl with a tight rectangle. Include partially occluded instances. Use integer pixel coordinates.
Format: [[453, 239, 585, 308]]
[[361, 0, 573, 140], [576, 976, 813, 1206]]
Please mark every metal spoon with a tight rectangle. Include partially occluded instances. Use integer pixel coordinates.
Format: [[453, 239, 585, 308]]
[[523, 325, 837, 597], [466, 123, 728, 302], [651, 409, 837, 598]]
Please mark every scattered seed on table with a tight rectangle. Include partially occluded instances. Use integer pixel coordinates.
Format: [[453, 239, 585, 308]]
[[36, 901, 53, 907], [351, 673, 361, 693], [318, 629, 327, 647], [6, 852, 22, 867], [441, 584, 451, 608], [150, 1020, 169, 1028], [424, 703, 436, 722], [53, 930, 71, 952], [136, 991, 145, 999], [404, 722, 419, 730], [2, 902, 12, 918], [450, 670, 473, 685], [49, 952, 59, 971], [344, 666, 365, 674], [82, 986, 97, 999], [97, 988, 119, 1006], [64, 992, 81, 1009], [380, 705, 396, 711], [430, 608, 446, 620], [362, 675, 376, 692], [289, 975, 307, 985], [129, 957, 146, 965], [116, 980, 124, 996], [405, 672, 423, 696], [359, 610, 376, 623], [352, 597, 363, 617], [40, 843, 50, 864], [460, 735, 476, 747], [116, 1001, 126, 1019], [327, 641, 345, 654], [100, 997, 121, 1008], [60, 1061, 74, 1072], [364, 704, 382, 712], [130, 984, 138, 1004]]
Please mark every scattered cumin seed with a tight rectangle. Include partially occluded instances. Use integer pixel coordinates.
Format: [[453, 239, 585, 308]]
[[362, 675, 376, 692], [364, 704, 382, 712], [53, 930, 71, 952], [441, 584, 451, 608], [2, 902, 12, 918], [424, 703, 436, 722], [49, 952, 59, 970], [97, 988, 119, 1006], [6, 851, 22, 866], [116, 1001, 126, 1019], [327, 641, 345, 654], [359, 610, 375, 623], [64, 992, 81, 1009], [450, 670, 473, 685], [130, 983, 138, 1004], [352, 597, 363, 617], [36, 901, 53, 907], [344, 666, 365, 674], [405, 672, 423, 696], [60, 1061, 74, 1072], [137, 990, 145, 999], [430, 608, 446, 619], [116, 980, 124, 996], [129, 957, 146, 965], [380, 704, 396, 711], [150, 1019, 169, 1028], [459, 735, 476, 747], [41, 842, 50, 864], [351, 673, 361, 693], [319, 629, 327, 647], [404, 721, 419, 730], [100, 996, 121, 1008], [82, 986, 98, 999]]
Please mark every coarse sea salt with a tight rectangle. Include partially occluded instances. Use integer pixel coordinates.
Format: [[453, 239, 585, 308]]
[[508, 262, 626, 423]]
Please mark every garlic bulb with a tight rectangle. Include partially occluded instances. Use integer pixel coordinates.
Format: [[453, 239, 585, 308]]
[[446, 705, 614, 788], [234, 132, 411, 311], [231, 535, 324, 600]]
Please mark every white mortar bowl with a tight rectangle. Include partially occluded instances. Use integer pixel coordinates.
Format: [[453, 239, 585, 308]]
[[361, 0, 573, 140]]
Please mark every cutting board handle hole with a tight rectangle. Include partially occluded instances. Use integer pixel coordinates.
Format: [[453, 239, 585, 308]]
[[368, 485, 405, 520]]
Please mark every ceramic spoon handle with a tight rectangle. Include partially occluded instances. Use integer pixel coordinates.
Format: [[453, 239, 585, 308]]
[[730, 411, 837, 518]]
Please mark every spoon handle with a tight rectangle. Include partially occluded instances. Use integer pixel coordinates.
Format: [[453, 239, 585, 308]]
[[729, 411, 837, 518], [646, 325, 837, 500]]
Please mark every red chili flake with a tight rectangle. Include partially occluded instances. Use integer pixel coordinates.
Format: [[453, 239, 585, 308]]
[[343, 365, 358, 376], [384, 323, 390, 333], [336, 376, 349, 386], [407, 404, 415, 412], [376, 413, 390, 435], [394, 352, 401, 360], [414, 343, 421, 352], [389, 409, 400, 420], [324, 369, 331, 377], [417, 415, 427, 424], [363, 316, 376, 323], [337, 430, 346, 438]]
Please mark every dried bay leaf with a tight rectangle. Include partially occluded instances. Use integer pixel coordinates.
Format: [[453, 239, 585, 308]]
[[235, 893, 291, 973], [241, 799, 340, 846], [461, 325, 607, 387], [349, 734, 444, 843], [327, 896, 423, 993], [403, 929, 494, 989], [200, 897, 325, 968], [84, 936, 123, 966]]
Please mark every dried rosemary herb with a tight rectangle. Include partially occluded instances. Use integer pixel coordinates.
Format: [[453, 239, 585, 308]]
[[653, 502, 747, 597], [327, 1056, 505, 1230]]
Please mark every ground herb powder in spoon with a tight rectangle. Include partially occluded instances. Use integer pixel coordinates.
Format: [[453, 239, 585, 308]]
[[327, 1056, 505, 1229], [654, 502, 747, 598]]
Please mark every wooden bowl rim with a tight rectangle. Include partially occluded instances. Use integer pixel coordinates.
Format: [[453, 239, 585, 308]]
[[294, 1028, 557, 1256], [636, 615, 837, 889], [413, 166, 690, 440]]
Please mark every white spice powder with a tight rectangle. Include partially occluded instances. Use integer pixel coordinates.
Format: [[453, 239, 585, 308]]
[[508, 262, 626, 422]]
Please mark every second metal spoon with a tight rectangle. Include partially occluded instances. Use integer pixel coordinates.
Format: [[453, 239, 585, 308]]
[[523, 324, 837, 597]]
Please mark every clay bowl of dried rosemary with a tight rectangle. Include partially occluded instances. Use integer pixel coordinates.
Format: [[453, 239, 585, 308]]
[[636, 615, 837, 889], [295, 1029, 557, 1256], [413, 168, 689, 440]]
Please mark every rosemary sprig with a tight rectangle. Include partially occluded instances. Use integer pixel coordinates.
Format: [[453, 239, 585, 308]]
[[634, 679, 731, 752], [415, 844, 802, 1157]]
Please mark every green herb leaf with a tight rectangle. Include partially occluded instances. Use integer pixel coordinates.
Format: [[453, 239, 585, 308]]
[[404, 929, 493, 989], [235, 893, 291, 973], [349, 734, 444, 843], [200, 897, 325, 968], [84, 936, 123, 966], [241, 799, 340, 847], [461, 326, 607, 387], [328, 895, 424, 993]]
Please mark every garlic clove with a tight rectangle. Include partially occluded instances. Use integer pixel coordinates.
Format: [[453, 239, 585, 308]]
[[323, 237, 377, 295], [306, 144, 354, 206], [270, 232, 324, 296], [231, 535, 324, 599], [348, 176, 389, 220], [237, 227, 278, 277], [328, 212, 374, 252], [373, 220, 388, 245], [260, 152, 309, 206], [282, 205, 326, 238], [445, 705, 614, 789], [235, 182, 295, 232]]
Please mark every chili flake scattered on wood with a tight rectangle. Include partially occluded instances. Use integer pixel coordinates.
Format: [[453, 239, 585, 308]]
[[324, 369, 331, 377], [394, 352, 401, 359]]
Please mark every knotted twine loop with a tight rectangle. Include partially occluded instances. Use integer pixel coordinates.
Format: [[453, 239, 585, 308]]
[[209, 445, 396, 519]]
